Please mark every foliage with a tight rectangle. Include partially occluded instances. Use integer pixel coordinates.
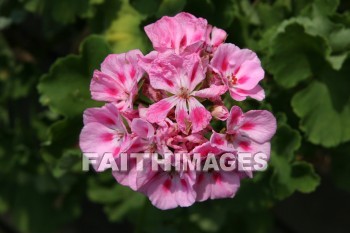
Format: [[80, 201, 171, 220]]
[[1, 0, 349, 232]]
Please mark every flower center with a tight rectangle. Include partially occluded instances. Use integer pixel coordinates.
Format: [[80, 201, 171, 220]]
[[227, 74, 237, 86], [178, 87, 190, 99], [225, 133, 236, 143]]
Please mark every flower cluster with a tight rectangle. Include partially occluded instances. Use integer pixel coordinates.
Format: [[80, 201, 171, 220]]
[[80, 12, 277, 210]]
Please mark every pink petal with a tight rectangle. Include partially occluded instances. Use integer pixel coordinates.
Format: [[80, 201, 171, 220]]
[[229, 84, 265, 101], [239, 110, 277, 143], [146, 52, 182, 94], [175, 98, 190, 134], [137, 50, 158, 73], [127, 137, 150, 153], [131, 118, 155, 139], [191, 84, 227, 99], [100, 50, 144, 87], [112, 157, 138, 190], [210, 131, 230, 151], [193, 173, 211, 201], [244, 85, 265, 101], [228, 88, 247, 101], [210, 43, 241, 73], [142, 171, 196, 210], [226, 106, 243, 134], [188, 97, 212, 133], [208, 171, 240, 199], [143, 173, 179, 209], [234, 135, 271, 160], [194, 171, 240, 202], [235, 138, 271, 178], [146, 96, 179, 123], [173, 173, 197, 207], [193, 142, 222, 158], [79, 122, 126, 172], [144, 12, 207, 54], [90, 70, 127, 103], [83, 104, 125, 132], [235, 60, 264, 90], [209, 27, 227, 48], [183, 54, 206, 92]]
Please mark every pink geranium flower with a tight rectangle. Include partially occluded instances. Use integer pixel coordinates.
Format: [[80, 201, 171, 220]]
[[145, 12, 208, 54], [210, 43, 265, 101], [79, 104, 131, 172], [140, 52, 227, 133], [80, 12, 278, 210], [90, 49, 144, 112], [210, 106, 276, 156]]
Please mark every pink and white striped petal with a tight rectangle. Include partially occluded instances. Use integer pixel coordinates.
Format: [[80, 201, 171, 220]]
[[191, 84, 227, 99], [141, 171, 196, 210], [210, 131, 231, 151], [235, 60, 264, 91], [83, 104, 125, 132], [239, 110, 277, 144], [146, 96, 179, 123], [194, 171, 240, 202], [188, 97, 212, 133], [175, 98, 190, 134], [131, 118, 155, 139], [226, 106, 243, 134]]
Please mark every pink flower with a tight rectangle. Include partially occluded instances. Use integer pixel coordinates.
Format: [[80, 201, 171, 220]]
[[193, 142, 240, 201], [144, 12, 208, 54], [210, 43, 265, 101], [140, 52, 227, 133], [210, 106, 276, 157], [90, 49, 144, 111], [79, 104, 131, 172], [79, 12, 278, 210]]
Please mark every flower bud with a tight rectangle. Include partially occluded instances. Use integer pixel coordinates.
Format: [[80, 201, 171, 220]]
[[211, 105, 229, 121]]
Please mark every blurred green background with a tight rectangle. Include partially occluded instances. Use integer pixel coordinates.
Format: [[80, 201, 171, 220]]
[[1, 0, 350, 232]]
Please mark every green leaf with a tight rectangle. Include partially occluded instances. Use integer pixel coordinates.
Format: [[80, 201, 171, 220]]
[[130, 0, 161, 15], [271, 118, 302, 161], [256, 2, 287, 28], [89, 0, 122, 32], [290, 161, 320, 193], [270, 157, 320, 199], [265, 22, 329, 88], [24, 0, 93, 24], [104, 0, 151, 54], [292, 58, 350, 147], [11, 185, 81, 233], [185, 0, 237, 28], [87, 175, 145, 222], [38, 35, 111, 118], [314, 0, 340, 15], [269, 115, 319, 199], [156, 0, 187, 17]]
